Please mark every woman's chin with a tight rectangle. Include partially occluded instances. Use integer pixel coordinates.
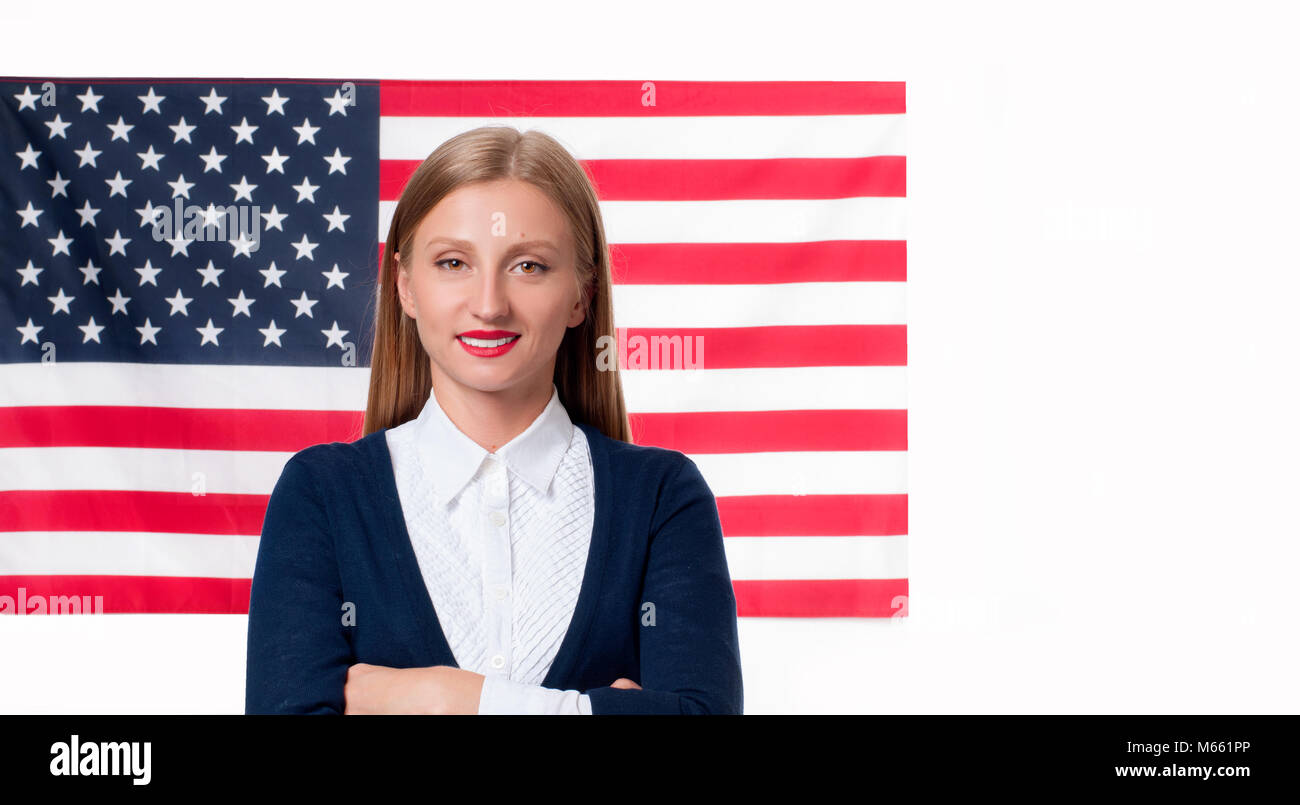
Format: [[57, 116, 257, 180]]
[[444, 367, 523, 394]]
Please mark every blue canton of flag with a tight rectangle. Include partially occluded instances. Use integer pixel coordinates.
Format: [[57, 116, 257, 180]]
[[1, 79, 379, 366]]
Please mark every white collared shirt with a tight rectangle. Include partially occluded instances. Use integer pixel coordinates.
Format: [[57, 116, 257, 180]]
[[385, 383, 595, 715]]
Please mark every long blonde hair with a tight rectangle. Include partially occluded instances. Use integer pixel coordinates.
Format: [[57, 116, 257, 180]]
[[362, 125, 631, 442]]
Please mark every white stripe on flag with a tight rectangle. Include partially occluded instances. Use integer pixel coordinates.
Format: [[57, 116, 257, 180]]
[[722, 535, 908, 580], [379, 114, 906, 160], [0, 531, 260, 578], [0, 446, 903, 498], [611, 282, 905, 328], [2, 363, 905, 412], [0, 363, 371, 410], [690, 451, 907, 497], [379, 197, 906, 248], [2, 531, 906, 582], [0, 447, 293, 494], [619, 366, 906, 411]]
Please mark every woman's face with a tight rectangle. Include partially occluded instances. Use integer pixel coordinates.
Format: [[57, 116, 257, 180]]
[[394, 178, 586, 400]]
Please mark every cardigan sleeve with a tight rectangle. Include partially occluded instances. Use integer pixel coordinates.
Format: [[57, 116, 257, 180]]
[[583, 455, 744, 714], [245, 450, 353, 714]]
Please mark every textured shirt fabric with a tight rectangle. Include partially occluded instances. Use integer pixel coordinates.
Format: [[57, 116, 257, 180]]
[[383, 383, 594, 715], [245, 402, 744, 715]]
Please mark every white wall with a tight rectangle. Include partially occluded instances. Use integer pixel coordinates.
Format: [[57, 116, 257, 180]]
[[2, 0, 1297, 714]]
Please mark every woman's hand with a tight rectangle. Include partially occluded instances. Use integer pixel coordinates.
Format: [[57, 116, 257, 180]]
[[344, 663, 485, 715], [610, 678, 642, 690]]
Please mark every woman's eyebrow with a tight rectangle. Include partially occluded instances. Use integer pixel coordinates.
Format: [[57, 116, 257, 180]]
[[426, 236, 559, 256], [502, 239, 559, 256], [426, 236, 476, 251]]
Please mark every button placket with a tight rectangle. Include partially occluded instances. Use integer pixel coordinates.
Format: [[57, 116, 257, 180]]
[[481, 455, 512, 678]]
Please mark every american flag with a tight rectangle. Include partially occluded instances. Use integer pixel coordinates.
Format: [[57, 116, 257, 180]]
[[0, 78, 906, 618]]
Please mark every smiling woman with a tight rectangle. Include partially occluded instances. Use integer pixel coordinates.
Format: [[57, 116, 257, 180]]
[[244, 125, 744, 715], [366, 126, 629, 443]]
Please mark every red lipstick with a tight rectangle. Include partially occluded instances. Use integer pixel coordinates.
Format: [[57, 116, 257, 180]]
[[456, 329, 520, 358]]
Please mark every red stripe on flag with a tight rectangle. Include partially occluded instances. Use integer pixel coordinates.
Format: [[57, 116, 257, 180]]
[[733, 578, 908, 617], [379, 80, 905, 116], [0, 406, 363, 450], [2, 490, 905, 542], [4, 408, 901, 451], [381, 157, 905, 201], [0, 575, 251, 614], [585, 157, 905, 200], [4, 491, 907, 548], [631, 410, 906, 453], [717, 494, 907, 537], [380, 161, 413, 200], [0, 490, 269, 535], [616, 325, 905, 369]]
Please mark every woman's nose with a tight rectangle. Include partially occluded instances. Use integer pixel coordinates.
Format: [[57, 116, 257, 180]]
[[468, 268, 508, 319]]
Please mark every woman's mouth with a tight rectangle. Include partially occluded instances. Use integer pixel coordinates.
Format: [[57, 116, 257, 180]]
[[456, 332, 520, 357]]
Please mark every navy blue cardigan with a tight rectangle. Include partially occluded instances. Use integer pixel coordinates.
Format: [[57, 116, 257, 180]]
[[245, 422, 743, 715]]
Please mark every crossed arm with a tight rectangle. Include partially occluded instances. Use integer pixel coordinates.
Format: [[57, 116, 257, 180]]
[[341, 664, 641, 715]]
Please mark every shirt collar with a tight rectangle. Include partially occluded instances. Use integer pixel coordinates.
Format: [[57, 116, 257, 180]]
[[413, 383, 574, 506]]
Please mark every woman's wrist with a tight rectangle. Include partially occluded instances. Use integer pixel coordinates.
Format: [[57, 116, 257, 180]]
[[423, 666, 486, 715]]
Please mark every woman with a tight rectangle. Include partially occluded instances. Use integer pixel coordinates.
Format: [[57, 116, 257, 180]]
[[245, 125, 743, 714]]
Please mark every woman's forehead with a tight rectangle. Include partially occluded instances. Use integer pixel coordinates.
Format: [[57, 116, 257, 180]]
[[415, 183, 573, 251]]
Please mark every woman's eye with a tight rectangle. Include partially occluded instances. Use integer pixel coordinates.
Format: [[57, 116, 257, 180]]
[[436, 258, 465, 270], [516, 261, 550, 274]]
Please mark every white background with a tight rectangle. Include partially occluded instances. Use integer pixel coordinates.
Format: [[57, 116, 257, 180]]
[[2, 0, 1298, 714]]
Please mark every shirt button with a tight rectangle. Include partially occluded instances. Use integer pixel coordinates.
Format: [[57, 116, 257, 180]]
[[494, 585, 509, 600], [490, 654, 505, 669], [489, 511, 506, 527]]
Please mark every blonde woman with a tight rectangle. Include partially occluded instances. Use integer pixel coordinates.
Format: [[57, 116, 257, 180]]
[[245, 126, 743, 714]]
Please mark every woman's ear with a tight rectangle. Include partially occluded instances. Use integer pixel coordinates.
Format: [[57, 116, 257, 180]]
[[394, 252, 417, 319], [567, 281, 590, 328]]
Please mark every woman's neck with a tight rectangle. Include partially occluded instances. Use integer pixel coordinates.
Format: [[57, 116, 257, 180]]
[[428, 375, 553, 453]]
